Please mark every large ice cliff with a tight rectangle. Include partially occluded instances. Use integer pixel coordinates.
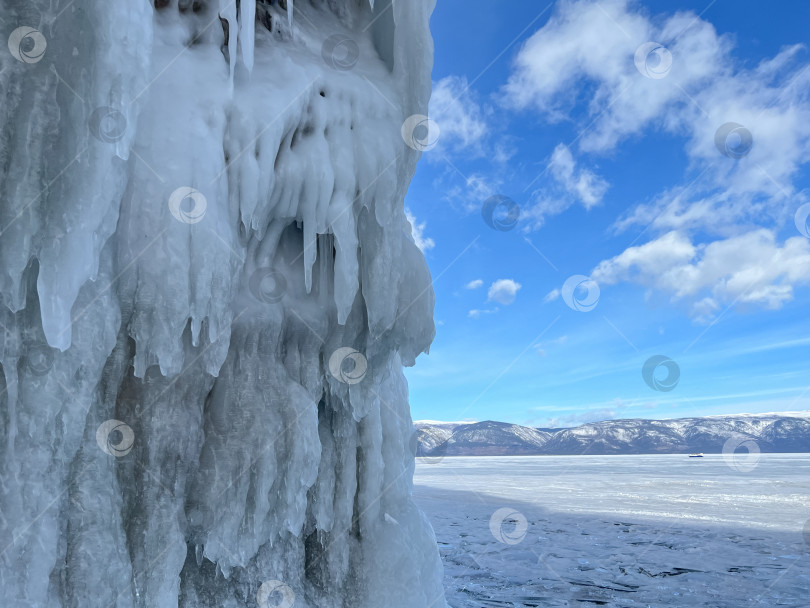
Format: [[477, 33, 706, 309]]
[[0, 0, 444, 606]]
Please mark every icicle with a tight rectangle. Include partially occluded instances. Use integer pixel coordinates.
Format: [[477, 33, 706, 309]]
[[239, 0, 255, 73], [369, 0, 375, 9], [219, 0, 238, 78], [287, 0, 294, 30], [195, 544, 204, 567]]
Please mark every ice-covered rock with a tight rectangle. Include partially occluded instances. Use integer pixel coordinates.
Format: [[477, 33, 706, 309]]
[[0, 0, 444, 606]]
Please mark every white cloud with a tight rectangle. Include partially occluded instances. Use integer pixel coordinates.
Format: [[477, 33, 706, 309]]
[[501, 0, 727, 152], [465, 279, 484, 290], [500, 0, 810, 316], [487, 279, 522, 305], [521, 143, 610, 229], [548, 144, 609, 209], [468, 308, 498, 319], [592, 229, 810, 319], [543, 288, 560, 303], [502, 0, 810, 236], [429, 76, 489, 156], [404, 208, 435, 252]]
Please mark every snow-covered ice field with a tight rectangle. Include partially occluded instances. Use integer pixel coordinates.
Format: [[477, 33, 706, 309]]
[[413, 454, 810, 607]]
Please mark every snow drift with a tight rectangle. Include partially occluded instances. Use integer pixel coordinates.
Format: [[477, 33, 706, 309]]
[[0, 0, 444, 606]]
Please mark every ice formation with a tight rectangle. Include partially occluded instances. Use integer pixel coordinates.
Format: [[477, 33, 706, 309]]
[[0, 0, 444, 606]]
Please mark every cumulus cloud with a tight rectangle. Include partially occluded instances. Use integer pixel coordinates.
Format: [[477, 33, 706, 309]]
[[592, 229, 810, 319], [487, 279, 522, 305], [465, 279, 484, 290], [404, 208, 435, 252]]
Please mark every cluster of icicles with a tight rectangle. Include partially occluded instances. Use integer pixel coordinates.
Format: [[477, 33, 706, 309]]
[[0, 0, 445, 606]]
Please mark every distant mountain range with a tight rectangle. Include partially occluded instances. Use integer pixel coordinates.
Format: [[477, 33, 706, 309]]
[[413, 413, 810, 456]]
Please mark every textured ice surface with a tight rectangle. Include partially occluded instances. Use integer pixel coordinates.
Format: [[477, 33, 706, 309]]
[[415, 455, 810, 607], [0, 1, 444, 606]]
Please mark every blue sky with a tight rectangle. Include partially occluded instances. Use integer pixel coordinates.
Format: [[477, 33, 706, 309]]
[[403, 0, 810, 427]]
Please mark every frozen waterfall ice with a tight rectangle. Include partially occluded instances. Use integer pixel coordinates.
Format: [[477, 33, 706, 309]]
[[0, 0, 445, 606]]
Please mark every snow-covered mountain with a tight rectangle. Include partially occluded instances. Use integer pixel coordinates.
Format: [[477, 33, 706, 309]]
[[414, 413, 810, 456]]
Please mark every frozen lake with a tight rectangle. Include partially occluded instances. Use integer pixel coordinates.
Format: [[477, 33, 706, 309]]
[[413, 454, 810, 607]]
